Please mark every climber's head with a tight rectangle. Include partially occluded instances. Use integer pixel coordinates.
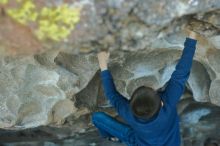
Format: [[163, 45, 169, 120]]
[[130, 86, 162, 120]]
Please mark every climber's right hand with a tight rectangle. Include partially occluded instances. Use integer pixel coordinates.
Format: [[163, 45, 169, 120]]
[[188, 31, 197, 39], [97, 51, 110, 71]]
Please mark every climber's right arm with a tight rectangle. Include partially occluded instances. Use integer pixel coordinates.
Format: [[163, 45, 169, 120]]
[[162, 32, 197, 107]]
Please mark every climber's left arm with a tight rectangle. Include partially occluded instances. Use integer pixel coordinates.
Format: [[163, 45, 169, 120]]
[[98, 52, 132, 122], [101, 70, 131, 117]]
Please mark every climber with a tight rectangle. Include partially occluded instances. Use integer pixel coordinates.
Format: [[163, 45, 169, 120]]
[[92, 30, 197, 146]]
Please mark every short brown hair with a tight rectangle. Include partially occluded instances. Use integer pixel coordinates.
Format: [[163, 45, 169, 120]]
[[130, 86, 161, 120]]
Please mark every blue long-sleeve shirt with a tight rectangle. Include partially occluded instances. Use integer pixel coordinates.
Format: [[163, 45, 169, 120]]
[[100, 38, 197, 146]]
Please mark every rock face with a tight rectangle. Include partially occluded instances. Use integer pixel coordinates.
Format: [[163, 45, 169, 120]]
[[0, 0, 220, 146], [179, 99, 220, 146]]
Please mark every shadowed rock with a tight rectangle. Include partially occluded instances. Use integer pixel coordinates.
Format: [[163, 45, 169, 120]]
[[180, 102, 220, 146], [209, 79, 220, 106], [188, 61, 211, 102]]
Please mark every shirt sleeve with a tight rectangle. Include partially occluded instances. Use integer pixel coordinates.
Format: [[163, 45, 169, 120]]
[[162, 37, 197, 107], [101, 70, 132, 122]]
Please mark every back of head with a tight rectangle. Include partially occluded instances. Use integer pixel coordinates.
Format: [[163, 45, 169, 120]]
[[130, 86, 161, 120]]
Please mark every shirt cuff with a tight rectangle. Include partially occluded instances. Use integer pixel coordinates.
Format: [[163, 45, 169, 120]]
[[101, 69, 111, 78], [185, 37, 197, 47]]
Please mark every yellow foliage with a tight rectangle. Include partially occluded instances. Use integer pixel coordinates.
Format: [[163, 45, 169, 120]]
[[37, 4, 81, 41], [0, 0, 8, 4], [7, 0, 38, 24], [5, 0, 81, 41]]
